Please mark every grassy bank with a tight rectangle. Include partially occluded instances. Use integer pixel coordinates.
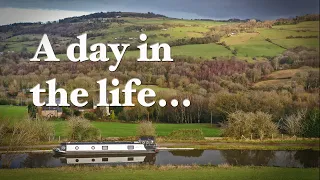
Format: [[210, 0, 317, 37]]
[[53, 121, 222, 137], [0, 166, 318, 180]]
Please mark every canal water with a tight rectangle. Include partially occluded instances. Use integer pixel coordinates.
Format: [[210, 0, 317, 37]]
[[0, 150, 319, 169]]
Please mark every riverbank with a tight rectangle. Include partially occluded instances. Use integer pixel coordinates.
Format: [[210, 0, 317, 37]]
[[0, 165, 318, 180], [0, 139, 319, 152]]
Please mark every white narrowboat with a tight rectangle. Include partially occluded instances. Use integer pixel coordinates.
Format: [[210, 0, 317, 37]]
[[53, 136, 157, 156]]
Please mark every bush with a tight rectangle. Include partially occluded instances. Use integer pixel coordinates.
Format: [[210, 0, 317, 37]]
[[62, 107, 73, 117], [137, 121, 156, 137], [84, 112, 98, 121], [66, 117, 100, 141], [167, 129, 204, 140], [73, 109, 81, 116], [9, 118, 54, 146], [223, 111, 278, 139], [0, 120, 9, 145]]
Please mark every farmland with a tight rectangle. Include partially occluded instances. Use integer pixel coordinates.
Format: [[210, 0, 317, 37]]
[[1, 16, 318, 60]]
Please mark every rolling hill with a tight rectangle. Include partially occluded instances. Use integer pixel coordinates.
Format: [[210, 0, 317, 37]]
[[0, 12, 319, 61]]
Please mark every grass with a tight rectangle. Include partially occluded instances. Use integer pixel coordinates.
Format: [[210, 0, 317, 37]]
[[0, 105, 220, 138], [0, 166, 318, 180], [0, 105, 27, 124], [253, 67, 319, 88], [253, 79, 292, 88], [220, 21, 319, 58], [53, 121, 222, 137], [57, 43, 234, 60], [267, 69, 305, 79], [169, 144, 319, 151]]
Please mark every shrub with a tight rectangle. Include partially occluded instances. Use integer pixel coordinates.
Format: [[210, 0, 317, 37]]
[[66, 116, 100, 141], [0, 120, 9, 144], [62, 107, 72, 117], [167, 129, 204, 140], [9, 118, 54, 147], [84, 112, 98, 121], [137, 121, 156, 137], [223, 111, 278, 139], [73, 109, 81, 116]]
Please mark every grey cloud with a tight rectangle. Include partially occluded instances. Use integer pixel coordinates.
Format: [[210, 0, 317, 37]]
[[0, 0, 319, 20]]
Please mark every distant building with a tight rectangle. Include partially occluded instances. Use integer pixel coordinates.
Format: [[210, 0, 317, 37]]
[[38, 98, 110, 118], [38, 98, 62, 118], [40, 106, 63, 118]]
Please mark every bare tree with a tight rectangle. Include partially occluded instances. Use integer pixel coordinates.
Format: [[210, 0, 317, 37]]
[[283, 109, 307, 136]]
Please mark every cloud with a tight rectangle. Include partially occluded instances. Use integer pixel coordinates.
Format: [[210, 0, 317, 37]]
[[0, 7, 92, 25]]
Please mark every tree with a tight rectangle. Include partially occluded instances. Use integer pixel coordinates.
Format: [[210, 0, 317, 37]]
[[8, 80, 19, 97], [66, 117, 100, 141], [27, 104, 37, 119], [223, 111, 278, 139], [303, 108, 320, 137], [137, 121, 156, 137], [110, 110, 116, 121], [283, 110, 307, 136]]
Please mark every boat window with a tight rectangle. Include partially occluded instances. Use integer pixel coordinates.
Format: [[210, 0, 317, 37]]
[[102, 158, 108, 162], [128, 157, 134, 161], [102, 146, 108, 150], [127, 145, 134, 150], [91, 146, 95, 150], [75, 146, 79, 150]]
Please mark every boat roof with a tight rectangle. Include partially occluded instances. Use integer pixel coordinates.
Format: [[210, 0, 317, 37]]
[[61, 141, 140, 145]]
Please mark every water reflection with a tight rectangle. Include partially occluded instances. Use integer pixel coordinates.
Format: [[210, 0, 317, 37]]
[[0, 150, 318, 169], [59, 154, 156, 166], [220, 150, 276, 166], [294, 150, 320, 167], [169, 150, 204, 157]]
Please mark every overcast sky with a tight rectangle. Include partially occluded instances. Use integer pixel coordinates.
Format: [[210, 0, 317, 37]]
[[0, 0, 319, 25]]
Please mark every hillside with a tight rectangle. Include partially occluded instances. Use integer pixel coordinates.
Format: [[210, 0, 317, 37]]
[[0, 12, 319, 61], [0, 12, 319, 126]]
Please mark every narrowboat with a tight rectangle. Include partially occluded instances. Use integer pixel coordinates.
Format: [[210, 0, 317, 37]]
[[53, 136, 157, 156]]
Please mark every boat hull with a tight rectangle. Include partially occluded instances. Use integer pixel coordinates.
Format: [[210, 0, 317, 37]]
[[53, 140, 158, 156], [53, 149, 157, 156]]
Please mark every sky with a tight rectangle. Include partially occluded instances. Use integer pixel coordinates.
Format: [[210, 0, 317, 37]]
[[0, 0, 319, 25]]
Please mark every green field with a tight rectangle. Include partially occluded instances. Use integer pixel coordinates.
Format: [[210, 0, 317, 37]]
[[221, 21, 319, 58], [2, 18, 319, 60], [0, 166, 318, 180], [53, 121, 221, 137], [0, 105, 28, 123], [0, 105, 221, 137]]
